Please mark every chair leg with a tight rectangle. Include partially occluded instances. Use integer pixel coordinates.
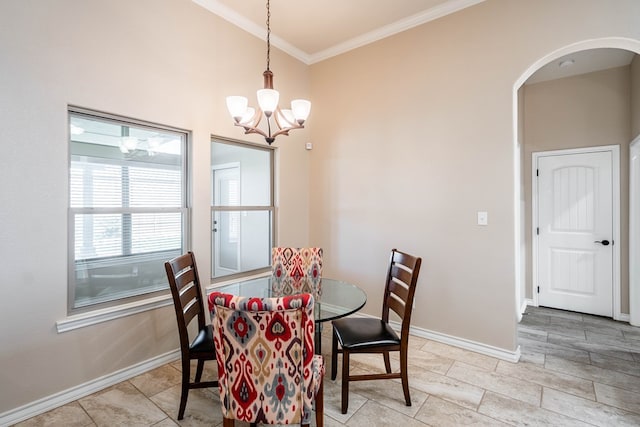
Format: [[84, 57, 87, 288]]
[[223, 417, 235, 427], [383, 351, 392, 374], [400, 348, 411, 406], [178, 358, 190, 420], [331, 329, 338, 381], [341, 350, 350, 414], [195, 359, 205, 382], [315, 376, 324, 427]]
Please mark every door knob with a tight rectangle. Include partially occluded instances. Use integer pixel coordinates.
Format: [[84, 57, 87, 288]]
[[594, 240, 610, 246]]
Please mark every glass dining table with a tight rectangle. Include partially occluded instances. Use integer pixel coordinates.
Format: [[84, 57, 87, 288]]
[[211, 276, 367, 353]]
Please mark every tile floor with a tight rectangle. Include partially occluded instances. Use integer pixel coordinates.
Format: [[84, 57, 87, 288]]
[[13, 306, 640, 426]]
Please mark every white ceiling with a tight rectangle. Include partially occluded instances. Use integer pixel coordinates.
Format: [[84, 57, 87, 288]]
[[526, 48, 636, 85], [193, 0, 636, 80]]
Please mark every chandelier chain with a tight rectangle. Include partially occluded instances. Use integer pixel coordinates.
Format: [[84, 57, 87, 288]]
[[266, 0, 271, 71]]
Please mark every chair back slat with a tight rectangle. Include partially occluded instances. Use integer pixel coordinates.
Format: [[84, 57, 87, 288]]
[[182, 293, 202, 325], [388, 278, 409, 305], [382, 249, 422, 331], [387, 293, 406, 319], [390, 264, 413, 287], [165, 252, 207, 350], [174, 268, 197, 292]]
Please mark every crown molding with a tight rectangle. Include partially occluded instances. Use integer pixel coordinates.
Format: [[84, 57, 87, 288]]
[[192, 0, 311, 63], [309, 0, 485, 64], [192, 0, 485, 65]]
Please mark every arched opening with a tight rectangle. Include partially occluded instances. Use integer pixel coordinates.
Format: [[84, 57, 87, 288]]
[[513, 38, 640, 328]]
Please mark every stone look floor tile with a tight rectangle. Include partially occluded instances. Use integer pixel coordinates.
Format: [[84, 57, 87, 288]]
[[420, 341, 498, 371], [447, 361, 542, 406], [345, 400, 428, 427], [324, 372, 369, 424], [130, 364, 183, 398], [518, 327, 549, 342], [415, 395, 509, 426], [594, 382, 640, 415], [519, 336, 592, 364], [588, 351, 640, 377], [13, 402, 95, 427], [478, 391, 591, 426], [343, 373, 428, 417], [545, 355, 640, 394], [408, 368, 485, 410], [78, 382, 168, 427], [547, 333, 637, 362], [518, 350, 546, 366], [542, 387, 640, 427], [152, 417, 180, 426], [495, 360, 595, 400], [585, 330, 640, 352], [150, 384, 221, 426]]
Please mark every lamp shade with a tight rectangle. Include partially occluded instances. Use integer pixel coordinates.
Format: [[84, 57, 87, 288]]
[[291, 99, 311, 124], [257, 88, 279, 116], [239, 107, 256, 126], [226, 96, 248, 121], [277, 109, 296, 127]]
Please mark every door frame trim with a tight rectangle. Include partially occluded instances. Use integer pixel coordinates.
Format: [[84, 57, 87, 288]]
[[532, 145, 621, 319]]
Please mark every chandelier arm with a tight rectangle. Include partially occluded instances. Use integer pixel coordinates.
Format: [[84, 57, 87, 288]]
[[235, 123, 269, 139]]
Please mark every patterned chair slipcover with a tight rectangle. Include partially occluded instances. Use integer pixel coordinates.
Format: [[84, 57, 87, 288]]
[[271, 247, 323, 296], [208, 291, 325, 426]]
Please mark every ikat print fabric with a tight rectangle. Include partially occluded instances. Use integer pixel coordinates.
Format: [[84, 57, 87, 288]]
[[208, 292, 324, 425]]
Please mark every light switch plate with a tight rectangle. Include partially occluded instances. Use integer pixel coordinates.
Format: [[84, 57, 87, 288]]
[[477, 211, 488, 226]]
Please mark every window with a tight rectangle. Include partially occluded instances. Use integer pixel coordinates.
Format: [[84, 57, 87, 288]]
[[211, 137, 274, 280], [68, 108, 188, 312]]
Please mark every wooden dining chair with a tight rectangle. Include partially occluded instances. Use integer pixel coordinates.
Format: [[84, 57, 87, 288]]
[[331, 248, 422, 414], [164, 252, 218, 420], [209, 291, 325, 427]]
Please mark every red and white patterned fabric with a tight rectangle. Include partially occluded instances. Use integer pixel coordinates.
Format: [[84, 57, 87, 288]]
[[208, 291, 324, 425], [272, 247, 323, 294]]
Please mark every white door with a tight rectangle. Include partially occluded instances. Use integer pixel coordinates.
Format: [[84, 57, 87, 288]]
[[213, 166, 241, 276], [536, 150, 613, 316]]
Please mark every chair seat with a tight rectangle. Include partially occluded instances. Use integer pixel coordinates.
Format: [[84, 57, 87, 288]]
[[333, 318, 400, 350], [190, 324, 215, 356]]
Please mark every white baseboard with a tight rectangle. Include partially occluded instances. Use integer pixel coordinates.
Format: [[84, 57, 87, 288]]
[[406, 324, 521, 363], [349, 311, 520, 363], [0, 350, 180, 427], [617, 313, 631, 323]]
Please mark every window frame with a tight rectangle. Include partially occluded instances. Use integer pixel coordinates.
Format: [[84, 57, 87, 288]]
[[210, 135, 276, 283], [67, 106, 190, 315]]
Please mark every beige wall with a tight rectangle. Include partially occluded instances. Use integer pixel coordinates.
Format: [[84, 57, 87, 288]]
[[523, 66, 632, 313], [633, 56, 640, 139], [308, 0, 640, 351], [2, 0, 640, 418], [0, 0, 310, 414]]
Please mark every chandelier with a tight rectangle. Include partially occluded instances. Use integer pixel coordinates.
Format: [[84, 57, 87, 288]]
[[225, 0, 311, 145]]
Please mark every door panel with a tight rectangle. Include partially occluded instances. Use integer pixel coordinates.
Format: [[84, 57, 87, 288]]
[[537, 151, 613, 316], [213, 167, 240, 275]]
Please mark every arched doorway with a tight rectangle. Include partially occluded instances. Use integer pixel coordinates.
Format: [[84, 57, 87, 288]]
[[513, 38, 640, 324]]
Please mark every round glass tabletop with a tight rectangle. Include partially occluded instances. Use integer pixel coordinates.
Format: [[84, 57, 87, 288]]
[[212, 276, 367, 323]]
